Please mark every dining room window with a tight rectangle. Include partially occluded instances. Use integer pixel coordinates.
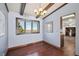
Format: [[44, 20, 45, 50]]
[[16, 18, 40, 35]]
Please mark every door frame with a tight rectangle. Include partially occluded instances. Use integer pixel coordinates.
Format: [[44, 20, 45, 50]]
[[60, 13, 76, 55]]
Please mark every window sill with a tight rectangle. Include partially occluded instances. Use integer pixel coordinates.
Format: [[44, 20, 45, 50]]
[[16, 32, 40, 35]]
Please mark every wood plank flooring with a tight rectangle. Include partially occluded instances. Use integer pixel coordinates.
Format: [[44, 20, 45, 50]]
[[6, 41, 64, 56], [63, 36, 75, 56]]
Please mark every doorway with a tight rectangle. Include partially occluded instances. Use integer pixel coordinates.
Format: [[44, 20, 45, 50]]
[[60, 13, 76, 56]]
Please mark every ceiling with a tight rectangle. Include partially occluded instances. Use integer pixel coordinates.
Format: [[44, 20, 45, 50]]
[[6, 3, 66, 19], [24, 3, 48, 16], [7, 3, 21, 13]]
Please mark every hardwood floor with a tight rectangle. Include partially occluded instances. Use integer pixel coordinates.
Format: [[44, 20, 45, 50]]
[[6, 41, 64, 56], [63, 36, 75, 56]]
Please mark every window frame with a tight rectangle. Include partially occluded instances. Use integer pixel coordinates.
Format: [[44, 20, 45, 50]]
[[16, 18, 26, 35], [16, 18, 40, 35], [32, 20, 40, 33]]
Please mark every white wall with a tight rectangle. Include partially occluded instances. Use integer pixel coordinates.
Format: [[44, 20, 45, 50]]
[[0, 3, 8, 56], [43, 3, 79, 55], [8, 12, 43, 48]]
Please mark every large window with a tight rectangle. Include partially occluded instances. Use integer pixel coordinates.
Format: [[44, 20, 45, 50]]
[[16, 18, 40, 35]]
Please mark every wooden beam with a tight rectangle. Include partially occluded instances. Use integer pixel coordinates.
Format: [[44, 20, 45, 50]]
[[5, 3, 9, 12], [43, 3, 68, 19], [43, 3, 54, 10], [20, 3, 26, 15], [36, 3, 54, 18]]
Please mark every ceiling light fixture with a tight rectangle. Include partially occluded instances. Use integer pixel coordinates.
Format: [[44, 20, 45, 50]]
[[34, 4, 47, 18]]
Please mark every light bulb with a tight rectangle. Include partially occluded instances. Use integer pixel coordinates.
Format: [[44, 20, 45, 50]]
[[39, 8, 43, 12], [43, 10, 47, 14], [41, 12, 44, 16]]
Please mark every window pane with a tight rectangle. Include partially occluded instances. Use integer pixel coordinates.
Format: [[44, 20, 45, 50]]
[[26, 21, 31, 33], [32, 21, 40, 33], [16, 18, 25, 35]]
